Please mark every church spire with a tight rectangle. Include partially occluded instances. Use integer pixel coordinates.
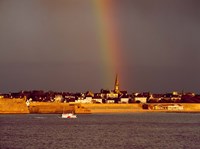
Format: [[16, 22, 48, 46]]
[[114, 74, 120, 93]]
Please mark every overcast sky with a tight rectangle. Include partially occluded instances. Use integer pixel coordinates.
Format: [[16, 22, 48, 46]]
[[0, 0, 199, 93]]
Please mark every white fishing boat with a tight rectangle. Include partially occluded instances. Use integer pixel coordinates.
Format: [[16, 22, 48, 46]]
[[61, 113, 77, 119]]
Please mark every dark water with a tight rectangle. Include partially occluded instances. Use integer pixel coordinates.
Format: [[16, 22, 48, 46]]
[[0, 113, 200, 149]]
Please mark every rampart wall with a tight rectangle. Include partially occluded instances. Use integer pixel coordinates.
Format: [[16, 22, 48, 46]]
[[79, 103, 143, 113], [29, 102, 74, 114], [0, 98, 29, 114], [1, 98, 200, 114]]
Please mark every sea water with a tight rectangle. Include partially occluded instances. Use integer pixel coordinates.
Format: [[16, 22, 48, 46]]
[[0, 113, 200, 149]]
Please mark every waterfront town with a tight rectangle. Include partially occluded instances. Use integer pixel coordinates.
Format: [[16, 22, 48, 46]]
[[1, 75, 200, 105]]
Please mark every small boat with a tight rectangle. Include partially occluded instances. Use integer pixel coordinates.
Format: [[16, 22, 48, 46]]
[[61, 113, 77, 119]]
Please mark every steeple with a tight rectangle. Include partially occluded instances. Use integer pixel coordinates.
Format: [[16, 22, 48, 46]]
[[114, 74, 120, 93]]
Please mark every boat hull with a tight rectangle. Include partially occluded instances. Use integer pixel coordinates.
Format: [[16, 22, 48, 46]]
[[61, 113, 77, 118]]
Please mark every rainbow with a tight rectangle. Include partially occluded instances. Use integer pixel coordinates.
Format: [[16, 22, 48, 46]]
[[93, 0, 123, 88]]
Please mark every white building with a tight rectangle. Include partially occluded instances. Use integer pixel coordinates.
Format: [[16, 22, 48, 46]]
[[75, 97, 93, 103], [135, 97, 147, 103], [120, 97, 129, 103], [92, 97, 103, 103], [107, 92, 118, 98], [107, 99, 115, 103], [54, 95, 63, 102]]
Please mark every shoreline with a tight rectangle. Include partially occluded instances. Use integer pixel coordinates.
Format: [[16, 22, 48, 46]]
[[1, 109, 200, 114], [1, 98, 200, 114]]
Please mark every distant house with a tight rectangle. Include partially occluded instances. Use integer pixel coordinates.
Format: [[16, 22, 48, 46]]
[[120, 91, 128, 96], [185, 92, 195, 96], [75, 99, 84, 103], [54, 95, 63, 102], [84, 97, 93, 103], [163, 92, 182, 102], [148, 94, 163, 103], [135, 96, 147, 103], [75, 96, 93, 103], [100, 89, 119, 99], [10, 92, 24, 98], [120, 95, 129, 103], [3, 94, 11, 98], [120, 97, 129, 103], [170, 95, 181, 102], [107, 98, 120, 103], [92, 97, 103, 103], [107, 92, 118, 99], [107, 100, 115, 103], [65, 95, 76, 103], [99, 89, 108, 99], [133, 93, 148, 103], [85, 91, 94, 97], [106, 98, 116, 103]]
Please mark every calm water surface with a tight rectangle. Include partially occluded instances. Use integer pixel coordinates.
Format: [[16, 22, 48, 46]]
[[0, 113, 200, 149]]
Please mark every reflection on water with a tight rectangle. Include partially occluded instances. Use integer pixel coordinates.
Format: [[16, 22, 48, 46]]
[[0, 113, 200, 149]]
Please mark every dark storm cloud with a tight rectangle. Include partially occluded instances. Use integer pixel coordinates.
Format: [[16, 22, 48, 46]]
[[116, 0, 200, 66], [0, 0, 99, 63], [0, 0, 199, 93], [114, 0, 200, 93], [0, 0, 103, 93]]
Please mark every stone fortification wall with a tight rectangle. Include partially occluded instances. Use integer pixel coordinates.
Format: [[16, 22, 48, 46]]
[[29, 102, 74, 114], [79, 103, 143, 113], [1, 99, 200, 114], [73, 104, 91, 114], [80, 103, 200, 113], [0, 98, 29, 114], [146, 103, 200, 112], [181, 103, 200, 111]]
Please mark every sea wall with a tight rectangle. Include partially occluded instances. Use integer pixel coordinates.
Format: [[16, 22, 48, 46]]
[[79, 103, 143, 113], [0, 98, 29, 114], [1, 98, 200, 114], [29, 102, 74, 114], [79, 103, 200, 113], [145, 103, 200, 112], [180, 103, 200, 111]]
